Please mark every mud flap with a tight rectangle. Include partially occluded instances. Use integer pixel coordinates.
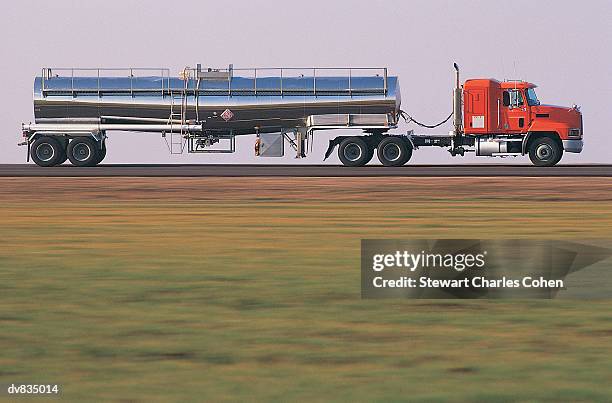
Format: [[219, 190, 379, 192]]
[[324, 137, 344, 161]]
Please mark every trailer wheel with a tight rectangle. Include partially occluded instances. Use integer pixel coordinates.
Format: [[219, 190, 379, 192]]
[[364, 147, 375, 165], [57, 149, 68, 165], [529, 137, 562, 167], [67, 137, 99, 167], [31, 137, 63, 167], [56, 138, 68, 165], [93, 142, 107, 165], [377, 137, 412, 166], [338, 137, 371, 167]]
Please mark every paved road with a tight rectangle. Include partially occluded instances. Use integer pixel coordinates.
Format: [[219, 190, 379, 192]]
[[1, 164, 612, 177]]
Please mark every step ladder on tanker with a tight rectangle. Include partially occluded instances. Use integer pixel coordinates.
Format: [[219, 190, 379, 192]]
[[165, 69, 191, 154]]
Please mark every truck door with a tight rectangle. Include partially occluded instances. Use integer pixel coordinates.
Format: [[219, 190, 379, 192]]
[[502, 89, 529, 133]]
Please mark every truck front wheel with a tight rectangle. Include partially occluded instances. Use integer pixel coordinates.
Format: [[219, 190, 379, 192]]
[[377, 137, 412, 166], [529, 137, 562, 167], [338, 137, 371, 167]]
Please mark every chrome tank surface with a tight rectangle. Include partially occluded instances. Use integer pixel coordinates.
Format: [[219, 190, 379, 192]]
[[33, 68, 400, 135]]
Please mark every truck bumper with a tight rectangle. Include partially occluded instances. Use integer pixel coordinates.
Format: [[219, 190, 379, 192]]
[[563, 139, 583, 153]]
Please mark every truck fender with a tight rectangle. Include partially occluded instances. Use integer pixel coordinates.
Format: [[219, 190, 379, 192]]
[[521, 132, 533, 155], [523, 132, 563, 155], [324, 137, 347, 161]]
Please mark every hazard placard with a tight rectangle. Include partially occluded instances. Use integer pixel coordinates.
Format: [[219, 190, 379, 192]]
[[220, 109, 234, 122]]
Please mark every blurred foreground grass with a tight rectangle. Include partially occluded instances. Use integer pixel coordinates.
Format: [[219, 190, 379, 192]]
[[1, 177, 612, 402]]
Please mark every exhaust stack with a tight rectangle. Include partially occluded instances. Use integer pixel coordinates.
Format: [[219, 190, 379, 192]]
[[453, 63, 463, 135]]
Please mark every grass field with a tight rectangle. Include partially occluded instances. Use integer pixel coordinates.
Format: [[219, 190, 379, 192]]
[[1, 177, 612, 402]]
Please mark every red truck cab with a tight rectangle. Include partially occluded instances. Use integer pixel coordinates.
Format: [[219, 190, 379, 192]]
[[462, 78, 583, 165]]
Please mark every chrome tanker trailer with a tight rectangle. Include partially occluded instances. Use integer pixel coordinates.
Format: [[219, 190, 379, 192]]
[[20, 64, 583, 167]]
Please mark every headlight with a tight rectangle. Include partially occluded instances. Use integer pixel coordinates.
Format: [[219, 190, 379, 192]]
[[568, 128, 581, 138]]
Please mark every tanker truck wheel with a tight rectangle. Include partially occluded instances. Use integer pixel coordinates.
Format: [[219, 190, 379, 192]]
[[56, 149, 68, 165], [67, 137, 100, 167], [93, 142, 107, 165], [529, 137, 562, 167], [56, 138, 68, 165], [377, 137, 412, 166], [31, 136, 64, 167], [338, 137, 371, 167]]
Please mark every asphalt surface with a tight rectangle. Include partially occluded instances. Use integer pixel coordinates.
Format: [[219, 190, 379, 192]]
[[1, 164, 612, 177]]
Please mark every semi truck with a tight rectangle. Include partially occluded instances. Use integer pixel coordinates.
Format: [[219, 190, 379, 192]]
[[20, 64, 583, 167]]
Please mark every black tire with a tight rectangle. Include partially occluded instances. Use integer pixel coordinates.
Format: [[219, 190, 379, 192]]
[[93, 142, 107, 165], [364, 147, 375, 165], [377, 137, 412, 167], [529, 137, 563, 167], [56, 138, 68, 165], [55, 139, 68, 165], [338, 137, 371, 167], [56, 150, 68, 165], [30, 137, 63, 167], [67, 137, 99, 167]]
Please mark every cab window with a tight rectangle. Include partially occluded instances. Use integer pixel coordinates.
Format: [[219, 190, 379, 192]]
[[503, 89, 524, 108], [526, 88, 540, 106]]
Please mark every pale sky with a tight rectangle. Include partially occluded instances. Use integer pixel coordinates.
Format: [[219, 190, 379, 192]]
[[1, 0, 610, 164]]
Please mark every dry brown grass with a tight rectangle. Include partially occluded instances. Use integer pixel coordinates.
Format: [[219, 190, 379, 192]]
[[1, 176, 612, 202], [1, 177, 612, 401]]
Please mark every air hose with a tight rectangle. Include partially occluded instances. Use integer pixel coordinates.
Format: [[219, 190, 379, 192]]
[[399, 110, 453, 129]]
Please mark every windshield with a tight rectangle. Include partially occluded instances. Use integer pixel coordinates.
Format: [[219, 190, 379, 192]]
[[526, 88, 540, 106]]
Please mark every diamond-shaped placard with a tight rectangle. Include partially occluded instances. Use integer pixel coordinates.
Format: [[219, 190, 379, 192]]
[[220, 109, 234, 122]]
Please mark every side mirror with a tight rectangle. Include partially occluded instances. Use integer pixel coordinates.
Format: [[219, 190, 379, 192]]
[[503, 91, 510, 107]]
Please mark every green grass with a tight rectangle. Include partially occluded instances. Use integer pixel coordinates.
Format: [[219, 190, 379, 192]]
[[1, 197, 612, 402]]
